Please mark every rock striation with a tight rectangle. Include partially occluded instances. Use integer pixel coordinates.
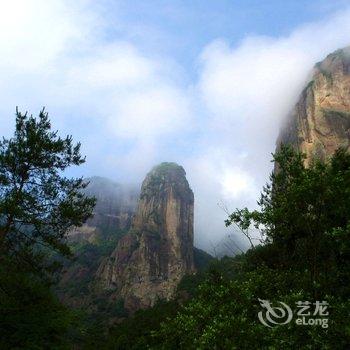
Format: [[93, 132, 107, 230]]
[[277, 47, 350, 164], [96, 162, 195, 311]]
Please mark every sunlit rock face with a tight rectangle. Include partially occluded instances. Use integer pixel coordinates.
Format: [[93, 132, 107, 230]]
[[97, 162, 195, 311], [277, 47, 350, 164]]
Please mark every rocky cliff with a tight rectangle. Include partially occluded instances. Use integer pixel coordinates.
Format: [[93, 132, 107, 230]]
[[277, 47, 350, 163], [96, 162, 195, 311]]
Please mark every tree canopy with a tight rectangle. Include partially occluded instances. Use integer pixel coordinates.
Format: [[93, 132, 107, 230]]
[[0, 109, 95, 349], [149, 146, 350, 349], [0, 108, 95, 265]]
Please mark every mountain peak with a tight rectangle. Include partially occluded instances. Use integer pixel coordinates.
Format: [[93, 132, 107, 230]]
[[277, 46, 350, 164], [97, 162, 195, 311]]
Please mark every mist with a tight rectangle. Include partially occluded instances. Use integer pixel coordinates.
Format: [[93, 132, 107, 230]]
[[1, 1, 350, 252]]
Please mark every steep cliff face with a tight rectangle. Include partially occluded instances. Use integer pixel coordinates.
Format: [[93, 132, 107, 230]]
[[97, 162, 195, 311], [277, 47, 350, 164]]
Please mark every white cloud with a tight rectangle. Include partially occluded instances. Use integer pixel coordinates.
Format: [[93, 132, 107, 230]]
[[62, 41, 192, 141], [0, 1, 350, 252], [191, 8, 350, 251], [0, 0, 96, 71], [199, 8, 350, 143], [220, 167, 255, 199], [109, 86, 191, 139], [0, 0, 192, 169], [67, 43, 156, 89], [185, 149, 258, 252]]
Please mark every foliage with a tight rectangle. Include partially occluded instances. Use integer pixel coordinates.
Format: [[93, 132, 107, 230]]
[[153, 261, 350, 349], [152, 145, 350, 349], [4, 109, 350, 349], [98, 300, 179, 350], [193, 247, 215, 271], [0, 109, 95, 348], [0, 108, 95, 266], [0, 255, 76, 349]]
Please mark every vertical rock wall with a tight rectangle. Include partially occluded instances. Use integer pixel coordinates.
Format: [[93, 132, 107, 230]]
[[97, 162, 195, 311], [277, 47, 350, 164]]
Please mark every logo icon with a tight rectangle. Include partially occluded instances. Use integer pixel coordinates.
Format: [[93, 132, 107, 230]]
[[258, 299, 293, 327]]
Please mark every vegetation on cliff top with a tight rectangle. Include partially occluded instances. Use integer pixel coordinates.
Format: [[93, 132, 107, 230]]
[[141, 161, 191, 200], [151, 161, 184, 173]]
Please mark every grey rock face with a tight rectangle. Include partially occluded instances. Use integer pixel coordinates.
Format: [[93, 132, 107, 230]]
[[96, 163, 195, 311]]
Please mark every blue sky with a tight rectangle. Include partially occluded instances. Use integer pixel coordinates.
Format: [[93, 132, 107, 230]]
[[102, 1, 348, 72], [0, 0, 349, 251]]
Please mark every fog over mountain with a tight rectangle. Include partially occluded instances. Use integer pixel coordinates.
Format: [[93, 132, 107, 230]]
[[1, 1, 350, 251], [83, 176, 139, 232]]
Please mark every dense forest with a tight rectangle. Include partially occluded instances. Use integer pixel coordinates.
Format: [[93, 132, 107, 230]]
[[1, 111, 350, 349]]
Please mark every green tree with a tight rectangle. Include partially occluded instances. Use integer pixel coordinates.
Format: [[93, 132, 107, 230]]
[[0, 108, 95, 265], [226, 145, 350, 298], [0, 109, 96, 349], [153, 146, 350, 349]]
